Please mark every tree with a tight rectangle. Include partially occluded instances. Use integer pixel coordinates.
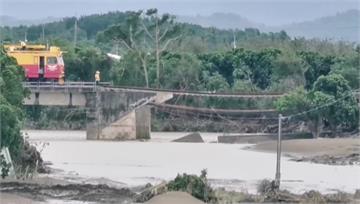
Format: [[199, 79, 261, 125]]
[[1, 47, 45, 177], [330, 53, 360, 89], [142, 8, 182, 88], [110, 51, 147, 87], [201, 71, 229, 92], [275, 88, 311, 115], [275, 88, 323, 137], [159, 52, 201, 90], [199, 48, 280, 91], [65, 45, 111, 82], [100, 11, 151, 87], [199, 52, 235, 86], [300, 51, 336, 90], [0, 47, 26, 158], [312, 74, 358, 134], [233, 48, 280, 90], [275, 74, 359, 137]]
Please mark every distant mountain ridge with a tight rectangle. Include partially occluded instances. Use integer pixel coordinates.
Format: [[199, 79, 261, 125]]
[[177, 13, 264, 30], [0, 16, 60, 26], [268, 9, 360, 42], [1, 9, 359, 42], [177, 10, 360, 42]]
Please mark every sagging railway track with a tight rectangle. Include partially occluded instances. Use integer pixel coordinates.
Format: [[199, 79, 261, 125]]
[[23, 81, 285, 98]]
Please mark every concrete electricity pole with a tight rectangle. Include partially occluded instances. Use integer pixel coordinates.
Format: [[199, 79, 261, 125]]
[[42, 24, 45, 43], [232, 30, 237, 49], [275, 114, 283, 188], [74, 18, 78, 48]]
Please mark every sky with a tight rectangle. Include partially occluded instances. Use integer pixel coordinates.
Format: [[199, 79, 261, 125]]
[[0, 0, 359, 26]]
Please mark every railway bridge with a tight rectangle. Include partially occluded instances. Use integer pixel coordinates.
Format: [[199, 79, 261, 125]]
[[23, 82, 284, 140]]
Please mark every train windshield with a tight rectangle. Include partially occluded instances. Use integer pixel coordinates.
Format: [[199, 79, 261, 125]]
[[47, 57, 57, 65]]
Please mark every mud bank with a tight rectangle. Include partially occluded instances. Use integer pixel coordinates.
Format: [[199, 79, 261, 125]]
[[251, 138, 360, 165], [291, 153, 360, 165], [0, 181, 135, 204], [2, 180, 360, 204]]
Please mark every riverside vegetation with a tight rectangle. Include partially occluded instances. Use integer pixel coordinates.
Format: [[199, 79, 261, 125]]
[[0, 48, 44, 178]]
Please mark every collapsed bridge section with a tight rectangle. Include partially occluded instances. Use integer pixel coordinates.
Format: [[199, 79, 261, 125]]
[[23, 82, 284, 140]]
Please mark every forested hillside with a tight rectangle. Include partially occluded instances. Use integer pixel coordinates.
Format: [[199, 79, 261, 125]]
[[1, 10, 358, 91], [1, 9, 359, 135], [175, 10, 360, 42]]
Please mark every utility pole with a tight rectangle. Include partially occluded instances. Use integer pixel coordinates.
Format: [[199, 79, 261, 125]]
[[74, 17, 78, 49], [275, 114, 282, 188], [42, 24, 45, 43], [232, 30, 237, 49]]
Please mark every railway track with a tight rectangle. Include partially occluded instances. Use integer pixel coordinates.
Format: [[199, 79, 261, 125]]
[[103, 85, 285, 98], [23, 81, 286, 98], [151, 102, 277, 114]]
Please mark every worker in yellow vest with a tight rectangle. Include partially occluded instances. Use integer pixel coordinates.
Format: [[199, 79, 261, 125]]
[[58, 70, 65, 85], [95, 70, 100, 85]]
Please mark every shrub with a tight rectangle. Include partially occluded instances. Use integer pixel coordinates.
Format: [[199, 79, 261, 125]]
[[0, 154, 10, 178], [167, 169, 216, 202], [257, 179, 278, 195]]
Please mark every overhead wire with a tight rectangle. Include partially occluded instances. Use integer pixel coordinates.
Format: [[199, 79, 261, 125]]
[[154, 89, 360, 129], [282, 89, 360, 120]]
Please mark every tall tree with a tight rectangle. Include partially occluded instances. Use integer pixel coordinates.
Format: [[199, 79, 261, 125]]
[[233, 48, 280, 90], [160, 52, 201, 90], [100, 11, 151, 87], [142, 9, 181, 88], [199, 48, 280, 91], [311, 74, 359, 134], [276, 74, 358, 137], [299, 51, 336, 90]]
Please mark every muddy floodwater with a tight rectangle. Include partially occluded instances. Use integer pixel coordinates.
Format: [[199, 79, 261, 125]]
[[25, 130, 360, 194]]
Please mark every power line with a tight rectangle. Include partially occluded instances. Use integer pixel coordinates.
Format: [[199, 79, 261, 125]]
[[154, 89, 359, 124], [153, 105, 279, 120]]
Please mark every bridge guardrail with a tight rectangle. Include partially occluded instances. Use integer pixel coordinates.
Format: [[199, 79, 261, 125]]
[[22, 81, 112, 92]]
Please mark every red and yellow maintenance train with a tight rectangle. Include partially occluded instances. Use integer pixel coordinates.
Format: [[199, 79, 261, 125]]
[[4, 42, 65, 81]]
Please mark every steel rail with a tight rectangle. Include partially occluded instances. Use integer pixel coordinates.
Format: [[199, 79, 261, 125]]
[[23, 81, 285, 98]]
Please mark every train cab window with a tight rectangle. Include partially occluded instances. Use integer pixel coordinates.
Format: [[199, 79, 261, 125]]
[[47, 57, 57, 65], [57, 57, 64, 65]]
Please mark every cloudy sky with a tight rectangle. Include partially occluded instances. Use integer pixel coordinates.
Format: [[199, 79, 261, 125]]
[[0, 0, 359, 25]]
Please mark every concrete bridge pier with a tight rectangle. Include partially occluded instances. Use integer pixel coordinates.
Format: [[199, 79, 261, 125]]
[[96, 105, 152, 140], [85, 88, 156, 140], [23, 82, 183, 140], [86, 106, 152, 140]]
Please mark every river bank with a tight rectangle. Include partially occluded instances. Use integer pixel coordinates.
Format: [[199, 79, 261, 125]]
[[250, 137, 360, 165], [1, 176, 360, 204]]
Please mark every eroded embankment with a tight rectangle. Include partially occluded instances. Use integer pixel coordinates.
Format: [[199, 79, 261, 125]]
[[0, 181, 135, 203], [1, 180, 360, 204], [251, 137, 360, 165]]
